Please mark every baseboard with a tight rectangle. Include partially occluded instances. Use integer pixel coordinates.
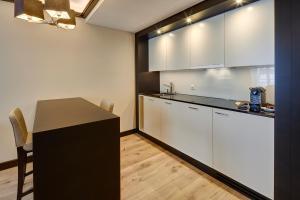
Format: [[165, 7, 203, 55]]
[[0, 155, 33, 172], [137, 130, 270, 200], [120, 129, 137, 137], [0, 130, 136, 172]]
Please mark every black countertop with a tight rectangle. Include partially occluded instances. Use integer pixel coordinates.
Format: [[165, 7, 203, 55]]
[[141, 93, 275, 118], [33, 98, 119, 133]]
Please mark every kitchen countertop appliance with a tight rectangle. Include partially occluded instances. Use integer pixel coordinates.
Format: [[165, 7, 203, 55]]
[[250, 87, 266, 112]]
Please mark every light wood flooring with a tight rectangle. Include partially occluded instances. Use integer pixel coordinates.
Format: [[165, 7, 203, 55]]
[[0, 134, 248, 200]]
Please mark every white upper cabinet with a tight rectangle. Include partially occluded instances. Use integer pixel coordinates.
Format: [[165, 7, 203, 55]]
[[149, 35, 167, 71], [148, 0, 274, 71], [190, 14, 225, 69], [165, 26, 191, 70], [225, 0, 275, 67]]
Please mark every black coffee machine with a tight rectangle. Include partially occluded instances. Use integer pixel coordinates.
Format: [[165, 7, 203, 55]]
[[249, 87, 266, 112]]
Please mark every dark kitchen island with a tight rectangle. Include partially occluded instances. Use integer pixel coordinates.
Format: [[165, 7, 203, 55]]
[[32, 97, 120, 200]]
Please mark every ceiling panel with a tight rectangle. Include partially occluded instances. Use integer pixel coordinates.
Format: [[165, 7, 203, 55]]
[[85, 0, 204, 33]]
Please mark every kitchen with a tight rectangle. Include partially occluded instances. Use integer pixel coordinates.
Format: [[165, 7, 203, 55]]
[[138, 0, 274, 199], [0, 0, 299, 199]]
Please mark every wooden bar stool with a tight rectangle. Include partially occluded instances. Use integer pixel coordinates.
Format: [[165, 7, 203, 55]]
[[9, 108, 33, 200], [100, 99, 114, 113]]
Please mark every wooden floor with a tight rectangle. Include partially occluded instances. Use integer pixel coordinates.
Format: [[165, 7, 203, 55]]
[[0, 134, 248, 200]]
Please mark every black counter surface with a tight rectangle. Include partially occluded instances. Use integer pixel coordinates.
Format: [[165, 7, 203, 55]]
[[142, 93, 275, 118]]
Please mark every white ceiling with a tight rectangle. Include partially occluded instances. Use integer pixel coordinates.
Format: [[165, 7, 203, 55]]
[[70, 0, 91, 13], [85, 0, 204, 33]]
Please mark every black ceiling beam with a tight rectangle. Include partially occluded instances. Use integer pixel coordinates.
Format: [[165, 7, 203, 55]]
[[136, 0, 259, 38], [80, 0, 99, 18]]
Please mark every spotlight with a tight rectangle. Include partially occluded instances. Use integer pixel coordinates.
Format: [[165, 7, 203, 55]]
[[236, 0, 243, 5], [186, 17, 192, 23]]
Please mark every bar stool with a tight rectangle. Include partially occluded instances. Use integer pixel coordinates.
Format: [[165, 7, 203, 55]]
[[9, 108, 33, 200], [100, 99, 114, 113]]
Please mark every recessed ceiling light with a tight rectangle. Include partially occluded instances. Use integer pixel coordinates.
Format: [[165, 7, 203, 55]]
[[186, 17, 192, 23], [157, 29, 161, 34]]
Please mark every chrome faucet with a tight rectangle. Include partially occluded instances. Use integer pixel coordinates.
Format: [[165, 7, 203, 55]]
[[163, 82, 175, 94]]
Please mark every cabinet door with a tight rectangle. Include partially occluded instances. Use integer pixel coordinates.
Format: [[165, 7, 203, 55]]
[[143, 97, 161, 139], [225, 0, 274, 67], [161, 101, 213, 167], [213, 109, 274, 199], [149, 35, 166, 71], [165, 26, 190, 70], [190, 14, 225, 69], [160, 100, 179, 146], [178, 103, 213, 166]]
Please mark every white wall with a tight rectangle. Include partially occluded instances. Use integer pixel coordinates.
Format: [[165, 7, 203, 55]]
[[160, 67, 275, 104], [0, 1, 135, 163]]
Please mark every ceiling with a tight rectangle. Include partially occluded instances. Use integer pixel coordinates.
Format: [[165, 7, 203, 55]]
[[85, 0, 204, 33], [70, 0, 91, 13]]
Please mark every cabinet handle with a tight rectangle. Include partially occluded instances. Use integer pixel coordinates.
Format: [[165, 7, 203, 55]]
[[188, 107, 198, 110], [165, 102, 172, 105], [215, 112, 229, 116]]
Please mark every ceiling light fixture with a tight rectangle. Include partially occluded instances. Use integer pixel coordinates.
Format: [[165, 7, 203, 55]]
[[14, 0, 76, 30], [45, 0, 71, 19], [186, 17, 192, 24], [236, 0, 244, 5], [14, 0, 44, 23], [157, 29, 161, 34], [57, 10, 76, 30]]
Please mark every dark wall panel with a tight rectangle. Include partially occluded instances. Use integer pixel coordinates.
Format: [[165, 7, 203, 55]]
[[275, 0, 300, 199], [135, 35, 160, 129], [291, 1, 300, 199]]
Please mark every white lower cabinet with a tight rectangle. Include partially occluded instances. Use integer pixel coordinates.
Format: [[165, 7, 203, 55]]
[[160, 101, 213, 167], [212, 108, 274, 199], [179, 104, 213, 167], [160, 100, 179, 146], [169, 102, 213, 167], [143, 96, 162, 140], [142, 97, 274, 198]]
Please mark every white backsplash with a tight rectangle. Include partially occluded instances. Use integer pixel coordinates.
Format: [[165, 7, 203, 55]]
[[160, 66, 275, 104]]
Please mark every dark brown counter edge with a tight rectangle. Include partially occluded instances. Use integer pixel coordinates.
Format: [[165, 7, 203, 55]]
[[33, 117, 119, 136], [137, 131, 271, 200], [140, 93, 275, 119]]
